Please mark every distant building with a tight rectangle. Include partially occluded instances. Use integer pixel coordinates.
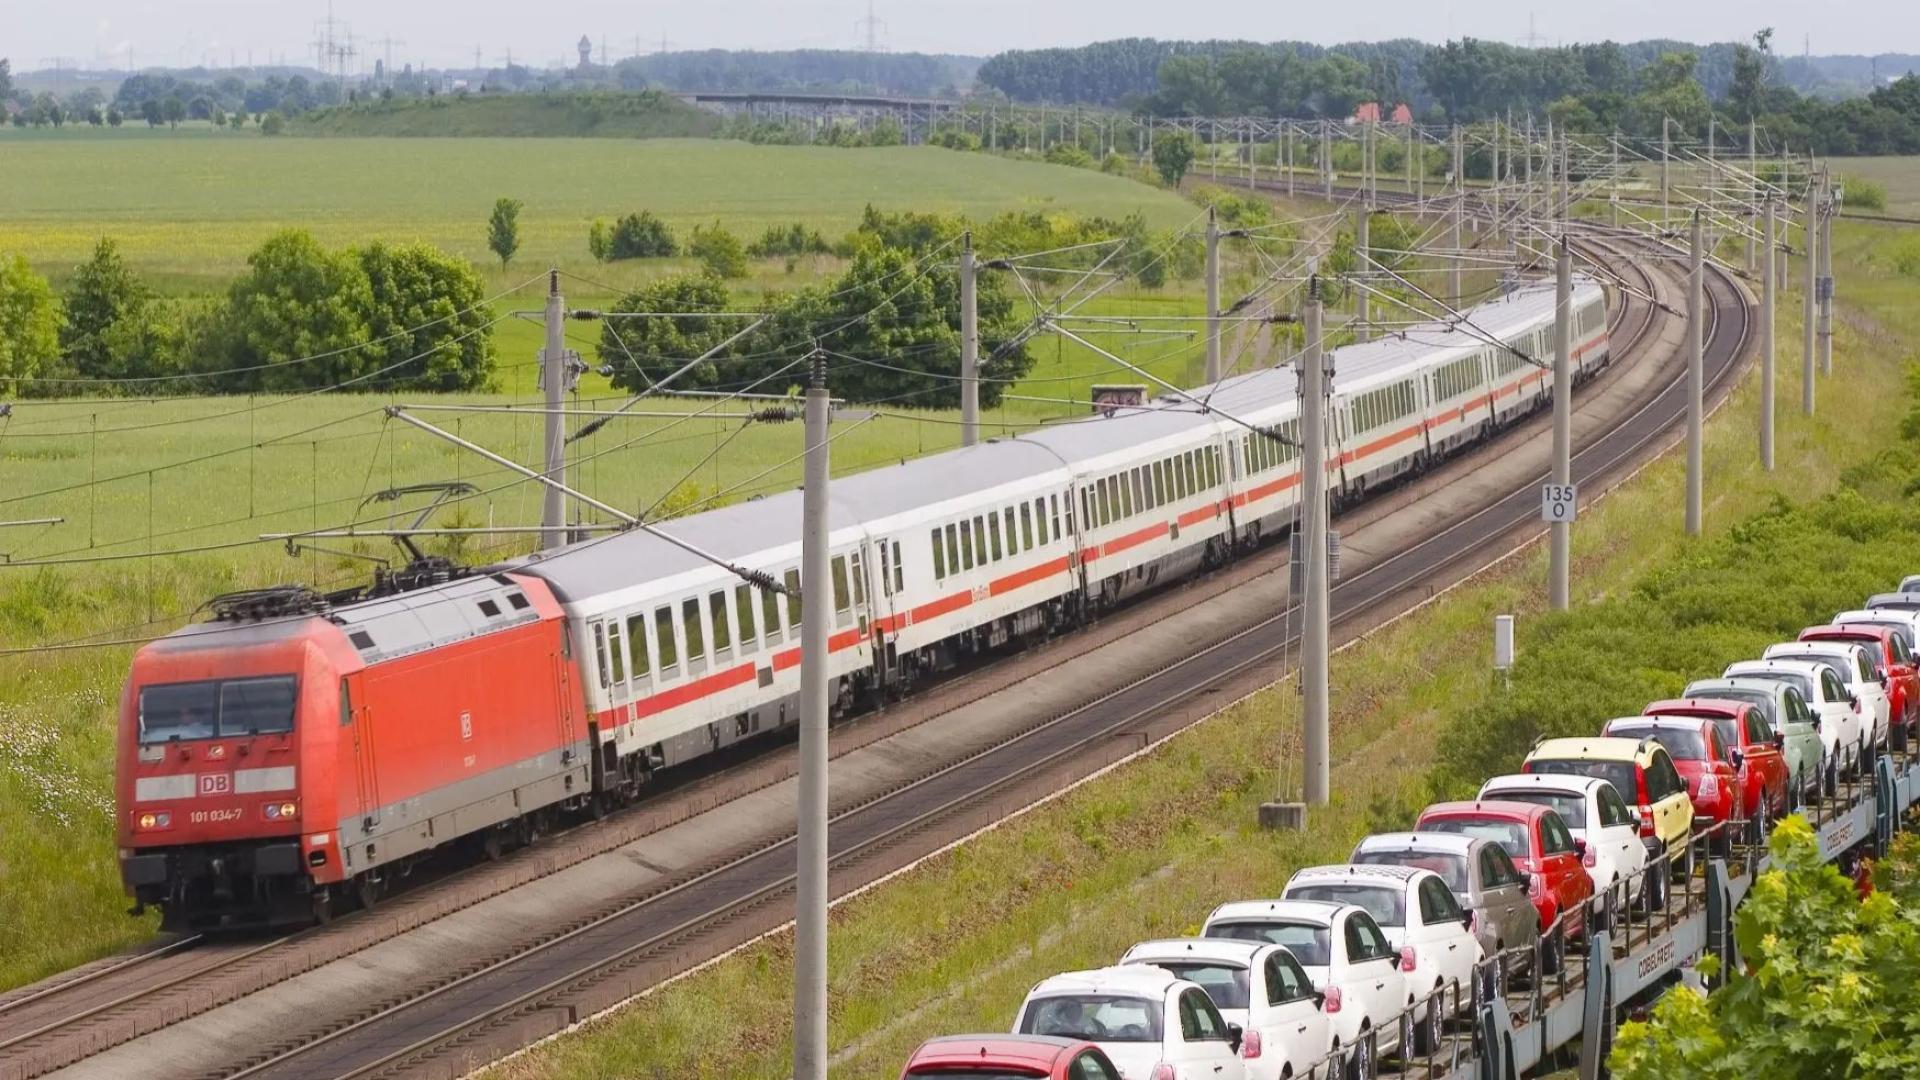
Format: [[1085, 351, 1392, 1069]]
[[578, 35, 593, 70], [1350, 102, 1414, 125]]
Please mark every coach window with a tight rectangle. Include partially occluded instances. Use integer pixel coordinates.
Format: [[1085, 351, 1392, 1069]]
[[989, 514, 1004, 561], [973, 515, 988, 565], [944, 523, 960, 575], [758, 583, 782, 649], [1034, 499, 1049, 545], [682, 597, 707, 675], [784, 568, 803, 631], [1052, 494, 1065, 539], [709, 592, 732, 663], [627, 613, 650, 683], [1119, 472, 1134, 518], [1004, 507, 1019, 554], [1020, 503, 1034, 550], [1132, 468, 1147, 513], [959, 519, 975, 570], [592, 623, 611, 689], [851, 551, 867, 608], [1182, 451, 1197, 495], [734, 585, 757, 654], [654, 606, 679, 678], [891, 541, 904, 592], [830, 556, 852, 623], [607, 619, 627, 687], [930, 529, 945, 580]]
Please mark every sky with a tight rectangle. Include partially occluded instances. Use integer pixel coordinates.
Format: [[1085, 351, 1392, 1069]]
[[10, 0, 1914, 73]]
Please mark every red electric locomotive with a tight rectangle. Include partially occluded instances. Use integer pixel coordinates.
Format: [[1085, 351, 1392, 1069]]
[[116, 573, 589, 928]]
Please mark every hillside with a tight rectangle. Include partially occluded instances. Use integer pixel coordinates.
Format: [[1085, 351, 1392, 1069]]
[[291, 91, 722, 138]]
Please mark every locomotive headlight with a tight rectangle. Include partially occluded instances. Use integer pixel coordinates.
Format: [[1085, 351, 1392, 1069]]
[[280, 802, 298, 819], [263, 801, 299, 821], [138, 813, 156, 829], [135, 811, 170, 831]]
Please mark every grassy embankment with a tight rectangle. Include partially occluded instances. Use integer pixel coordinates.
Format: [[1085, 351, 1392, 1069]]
[[485, 220, 1920, 1076], [289, 91, 721, 139]]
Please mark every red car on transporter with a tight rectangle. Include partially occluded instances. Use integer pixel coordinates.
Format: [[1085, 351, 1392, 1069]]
[[1602, 715, 1752, 837], [116, 576, 591, 927], [1412, 801, 1593, 948], [1640, 699, 1790, 822], [1801, 623, 1918, 743], [900, 1035, 1124, 1080]]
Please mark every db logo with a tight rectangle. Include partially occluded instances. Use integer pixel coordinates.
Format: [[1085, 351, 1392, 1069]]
[[199, 773, 232, 796]]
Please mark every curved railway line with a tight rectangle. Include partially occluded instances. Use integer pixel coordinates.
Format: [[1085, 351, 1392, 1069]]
[[1, 221, 1750, 1080]]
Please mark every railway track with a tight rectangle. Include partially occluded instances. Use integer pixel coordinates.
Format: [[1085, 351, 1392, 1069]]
[[4, 222, 1745, 1080], [154, 231, 1747, 1080]]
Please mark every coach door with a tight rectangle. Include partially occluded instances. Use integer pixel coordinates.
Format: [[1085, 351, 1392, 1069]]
[[870, 537, 904, 685], [554, 623, 581, 768], [342, 674, 380, 833]]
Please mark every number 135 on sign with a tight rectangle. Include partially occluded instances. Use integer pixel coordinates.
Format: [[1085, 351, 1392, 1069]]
[[1541, 483, 1578, 523]]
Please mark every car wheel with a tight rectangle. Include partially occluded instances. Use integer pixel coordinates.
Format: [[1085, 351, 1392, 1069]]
[[1415, 993, 1445, 1056]]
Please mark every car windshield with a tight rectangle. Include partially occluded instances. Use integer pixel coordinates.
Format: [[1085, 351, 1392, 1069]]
[[1738, 671, 1817, 702], [1287, 884, 1406, 928], [1526, 759, 1639, 804], [1205, 921, 1331, 966], [1687, 686, 1772, 721], [1353, 851, 1469, 891], [1018, 994, 1163, 1043], [139, 676, 297, 744], [1852, 621, 1914, 651], [1148, 961, 1249, 1010], [1609, 724, 1707, 760], [1420, 818, 1529, 859], [1483, 790, 1587, 830]]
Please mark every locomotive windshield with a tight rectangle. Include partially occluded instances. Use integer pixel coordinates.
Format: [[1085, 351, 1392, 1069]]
[[139, 676, 297, 743]]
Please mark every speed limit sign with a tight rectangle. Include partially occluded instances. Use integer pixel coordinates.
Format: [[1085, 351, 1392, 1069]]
[[1541, 483, 1578, 523]]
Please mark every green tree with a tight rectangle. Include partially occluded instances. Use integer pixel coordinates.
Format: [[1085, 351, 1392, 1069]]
[[60, 238, 151, 380], [1726, 29, 1773, 124], [0, 255, 63, 390], [204, 229, 374, 392], [100, 299, 195, 389], [106, 107, 123, 127], [260, 111, 286, 135], [487, 197, 522, 271], [587, 219, 613, 263], [1152, 130, 1197, 188], [1612, 818, 1920, 1078], [689, 221, 747, 278], [227, 111, 247, 130], [355, 242, 495, 390], [33, 92, 63, 128], [607, 211, 677, 259], [160, 96, 186, 128], [597, 272, 741, 392], [140, 100, 163, 127], [0, 58, 11, 101]]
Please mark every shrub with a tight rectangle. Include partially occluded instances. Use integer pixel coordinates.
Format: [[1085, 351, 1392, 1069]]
[[929, 129, 981, 152], [608, 211, 678, 259], [587, 219, 613, 263], [260, 111, 286, 135], [689, 221, 747, 279], [1839, 175, 1888, 212], [746, 222, 832, 258], [1045, 143, 1096, 169]]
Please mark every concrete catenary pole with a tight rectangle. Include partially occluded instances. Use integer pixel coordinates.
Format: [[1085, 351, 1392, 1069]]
[[1661, 116, 1672, 230], [1284, 121, 1295, 198], [1550, 240, 1572, 609], [1322, 119, 1333, 198], [1301, 278, 1330, 805], [1686, 209, 1705, 536], [1803, 169, 1819, 415], [792, 350, 832, 1080], [1747, 120, 1759, 275], [1611, 131, 1621, 230], [1205, 207, 1222, 383], [541, 270, 566, 551], [1451, 125, 1465, 304], [1819, 171, 1835, 377], [1354, 205, 1370, 342], [1490, 117, 1502, 246], [1762, 200, 1777, 469], [960, 231, 980, 446]]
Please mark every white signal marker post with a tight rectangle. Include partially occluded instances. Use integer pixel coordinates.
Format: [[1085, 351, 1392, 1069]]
[[1301, 278, 1330, 806], [1686, 209, 1705, 536], [1761, 200, 1776, 470], [793, 351, 831, 1080], [960, 230, 980, 447], [1549, 240, 1573, 610], [541, 270, 566, 551]]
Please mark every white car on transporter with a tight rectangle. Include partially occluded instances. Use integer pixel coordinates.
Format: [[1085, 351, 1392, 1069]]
[[1118, 938, 1334, 1080], [1762, 640, 1891, 754], [1278, 865, 1481, 1057], [1014, 966, 1247, 1080], [1476, 772, 1650, 909], [1202, 899, 1409, 1074], [1724, 659, 1866, 777]]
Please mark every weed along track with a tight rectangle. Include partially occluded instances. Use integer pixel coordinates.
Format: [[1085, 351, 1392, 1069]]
[[0, 225, 1746, 1080]]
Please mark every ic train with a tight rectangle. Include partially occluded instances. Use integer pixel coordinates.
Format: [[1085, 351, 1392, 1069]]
[[117, 278, 1610, 927]]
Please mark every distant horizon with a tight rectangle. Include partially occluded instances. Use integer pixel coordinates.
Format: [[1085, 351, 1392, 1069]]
[[6, 1, 1917, 78]]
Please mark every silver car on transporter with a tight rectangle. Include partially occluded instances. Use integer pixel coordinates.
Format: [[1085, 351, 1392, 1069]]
[[1347, 832, 1539, 971]]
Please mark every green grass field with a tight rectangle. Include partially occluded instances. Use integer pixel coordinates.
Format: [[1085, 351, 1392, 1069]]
[[1835, 156, 1920, 217], [0, 135, 1196, 290]]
